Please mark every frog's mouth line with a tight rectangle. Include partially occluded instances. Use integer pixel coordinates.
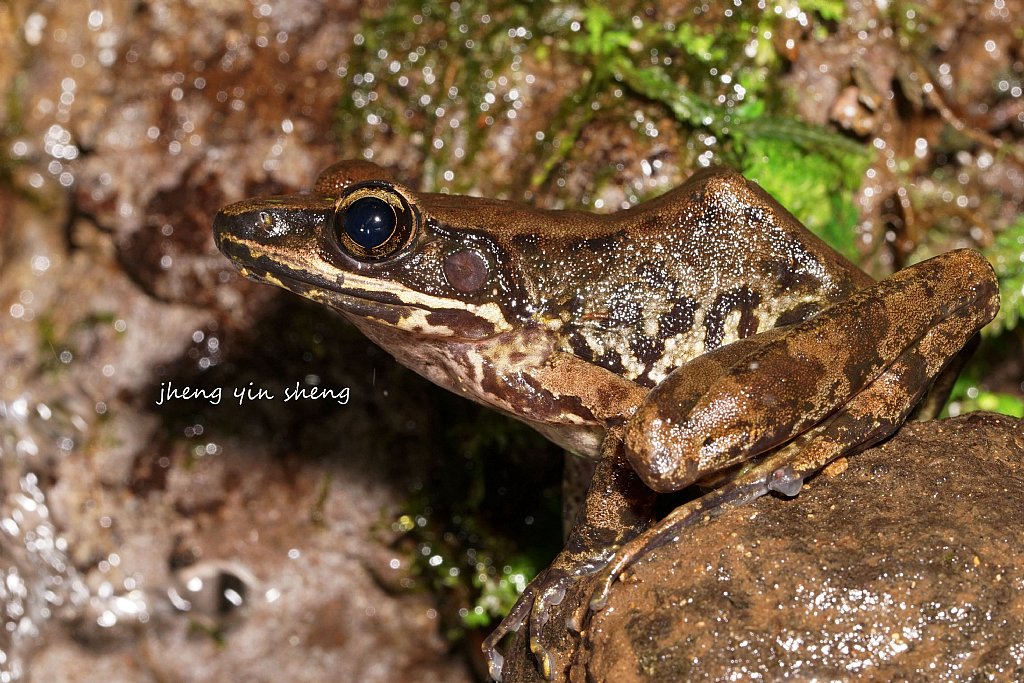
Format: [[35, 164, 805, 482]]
[[219, 238, 512, 335], [234, 256, 426, 320]]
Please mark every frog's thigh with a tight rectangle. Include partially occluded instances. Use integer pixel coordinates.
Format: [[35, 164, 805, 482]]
[[770, 301, 988, 489], [908, 334, 978, 422], [624, 249, 998, 493]]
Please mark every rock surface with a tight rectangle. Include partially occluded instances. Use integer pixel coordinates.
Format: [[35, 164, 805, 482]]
[[0, 186, 476, 682], [502, 413, 1024, 682]]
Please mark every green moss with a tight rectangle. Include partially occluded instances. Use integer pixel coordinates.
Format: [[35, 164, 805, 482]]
[[943, 216, 1024, 417], [336, 0, 869, 247], [309, 473, 333, 527], [984, 216, 1024, 337], [336, 0, 546, 193], [569, 2, 870, 248], [738, 135, 868, 261], [384, 407, 562, 635]]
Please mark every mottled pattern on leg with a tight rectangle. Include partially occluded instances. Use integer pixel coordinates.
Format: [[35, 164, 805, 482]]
[[590, 293, 998, 611]]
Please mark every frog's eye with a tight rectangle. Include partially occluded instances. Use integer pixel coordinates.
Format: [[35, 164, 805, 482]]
[[344, 197, 395, 250], [335, 185, 416, 260]]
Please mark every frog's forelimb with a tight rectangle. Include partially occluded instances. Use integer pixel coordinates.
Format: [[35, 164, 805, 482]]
[[482, 424, 656, 681]]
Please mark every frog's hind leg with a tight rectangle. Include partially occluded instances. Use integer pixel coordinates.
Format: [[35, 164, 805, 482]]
[[590, 254, 999, 608], [623, 249, 999, 496], [589, 344, 928, 607]]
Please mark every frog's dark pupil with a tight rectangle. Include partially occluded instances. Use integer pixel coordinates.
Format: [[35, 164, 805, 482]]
[[343, 197, 396, 250]]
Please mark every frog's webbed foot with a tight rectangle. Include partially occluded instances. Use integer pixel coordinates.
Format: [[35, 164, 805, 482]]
[[482, 564, 596, 681], [482, 535, 643, 681]]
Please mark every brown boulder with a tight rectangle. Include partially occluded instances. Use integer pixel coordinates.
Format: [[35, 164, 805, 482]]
[[504, 413, 1024, 682]]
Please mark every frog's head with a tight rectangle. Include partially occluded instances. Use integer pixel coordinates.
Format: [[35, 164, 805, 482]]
[[213, 161, 528, 342]]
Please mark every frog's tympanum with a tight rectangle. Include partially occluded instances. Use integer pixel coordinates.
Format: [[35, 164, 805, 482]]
[[214, 161, 999, 681]]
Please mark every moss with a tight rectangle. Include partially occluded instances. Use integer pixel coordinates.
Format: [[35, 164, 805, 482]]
[[384, 406, 562, 636], [336, 0, 545, 192], [337, 0, 869, 245]]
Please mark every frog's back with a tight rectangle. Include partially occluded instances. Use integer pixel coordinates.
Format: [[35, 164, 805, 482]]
[[517, 168, 873, 387]]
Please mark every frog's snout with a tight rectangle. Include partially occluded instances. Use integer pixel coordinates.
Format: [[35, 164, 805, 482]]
[[212, 200, 278, 247], [212, 205, 247, 249], [213, 196, 335, 249]]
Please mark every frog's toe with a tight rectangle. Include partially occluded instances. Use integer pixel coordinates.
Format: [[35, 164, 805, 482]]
[[486, 650, 505, 682], [588, 565, 616, 612], [483, 568, 582, 681], [529, 577, 567, 633], [767, 465, 804, 496], [482, 590, 533, 681], [527, 574, 572, 677]]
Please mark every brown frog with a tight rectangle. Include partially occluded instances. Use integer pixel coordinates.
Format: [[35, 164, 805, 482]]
[[213, 161, 999, 681]]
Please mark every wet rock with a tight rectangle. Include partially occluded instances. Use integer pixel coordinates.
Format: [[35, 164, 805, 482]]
[[0, 197, 475, 682], [502, 413, 1024, 682]]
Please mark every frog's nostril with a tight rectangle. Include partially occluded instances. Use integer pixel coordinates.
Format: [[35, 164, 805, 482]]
[[211, 210, 239, 243]]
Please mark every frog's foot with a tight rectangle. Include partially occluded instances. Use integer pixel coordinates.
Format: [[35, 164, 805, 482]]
[[482, 566, 590, 681], [482, 425, 656, 681]]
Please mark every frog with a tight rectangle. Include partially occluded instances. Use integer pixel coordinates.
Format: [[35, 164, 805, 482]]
[[212, 160, 999, 681]]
